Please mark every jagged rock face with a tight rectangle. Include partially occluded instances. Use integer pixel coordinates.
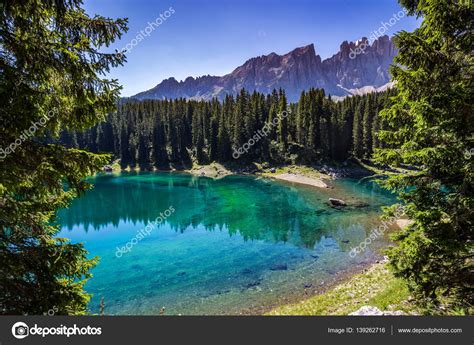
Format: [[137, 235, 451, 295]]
[[132, 35, 396, 102], [218, 44, 327, 101], [322, 35, 396, 92], [134, 75, 220, 100]]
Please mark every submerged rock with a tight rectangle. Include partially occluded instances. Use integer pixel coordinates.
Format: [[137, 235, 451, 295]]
[[353, 202, 370, 208], [245, 280, 261, 289], [329, 198, 347, 206], [216, 289, 231, 295], [314, 209, 327, 215]]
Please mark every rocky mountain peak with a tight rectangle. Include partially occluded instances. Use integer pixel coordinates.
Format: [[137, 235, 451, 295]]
[[132, 36, 396, 102], [289, 43, 316, 57]]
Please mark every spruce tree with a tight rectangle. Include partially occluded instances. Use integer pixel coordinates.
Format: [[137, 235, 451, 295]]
[[0, 0, 127, 314], [277, 90, 288, 152], [375, 0, 473, 311], [352, 99, 364, 159], [362, 95, 373, 159], [233, 90, 247, 154], [152, 117, 168, 168], [218, 96, 233, 161], [296, 91, 307, 146]]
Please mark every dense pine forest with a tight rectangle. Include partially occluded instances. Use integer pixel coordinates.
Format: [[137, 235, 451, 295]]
[[59, 88, 396, 169]]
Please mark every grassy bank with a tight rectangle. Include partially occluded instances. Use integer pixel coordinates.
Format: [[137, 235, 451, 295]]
[[268, 262, 421, 316]]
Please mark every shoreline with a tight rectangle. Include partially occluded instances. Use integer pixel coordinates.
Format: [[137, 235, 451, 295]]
[[108, 162, 340, 189], [265, 259, 417, 316], [239, 254, 386, 316], [259, 216, 414, 316]]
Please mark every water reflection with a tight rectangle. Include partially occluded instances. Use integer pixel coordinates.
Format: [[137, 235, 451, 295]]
[[58, 172, 395, 250]]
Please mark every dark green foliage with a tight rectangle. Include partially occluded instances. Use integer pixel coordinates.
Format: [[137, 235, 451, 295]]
[[277, 90, 288, 152], [362, 96, 373, 159], [375, 0, 473, 312], [66, 88, 394, 168], [0, 0, 127, 314]]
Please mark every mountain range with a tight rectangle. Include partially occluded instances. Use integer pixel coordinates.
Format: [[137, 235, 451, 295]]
[[132, 35, 397, 102]]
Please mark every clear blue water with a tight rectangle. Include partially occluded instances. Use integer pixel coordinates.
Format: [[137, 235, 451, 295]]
[[57, 172, 397, 315]]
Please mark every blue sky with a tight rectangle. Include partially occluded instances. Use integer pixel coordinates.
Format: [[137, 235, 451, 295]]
[[84, 0, 420, 96]]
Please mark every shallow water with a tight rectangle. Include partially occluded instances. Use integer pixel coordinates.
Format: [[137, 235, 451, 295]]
[[57, 172, 397, 315]]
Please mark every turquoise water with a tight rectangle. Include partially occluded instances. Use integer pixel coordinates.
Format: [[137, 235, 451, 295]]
[[57, 172, 397, 315]]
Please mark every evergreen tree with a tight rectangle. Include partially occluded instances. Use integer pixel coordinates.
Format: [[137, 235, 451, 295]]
[[374, 0, 473, 311], [192, 103, 205, 163], [352, 99, 364, 159], [137, 124, 151, 168], [0, 0, 127, 314], [167, 106, 180, 162], [307, 92, 316, 151], [371, 106, 381, 151], [296, 91, 307, 146], [217, 96, 233, 161], [362, 95, 373, 159], [119, 124, 132, 169], [97, 121, 115, 153], [152, 116, 168, 168], [277, 90, 288, 152], [209, 100, 220, 162], [232, 90, 248, 154], [267, 103, 277, 142], [62, 88, 392, 167]]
